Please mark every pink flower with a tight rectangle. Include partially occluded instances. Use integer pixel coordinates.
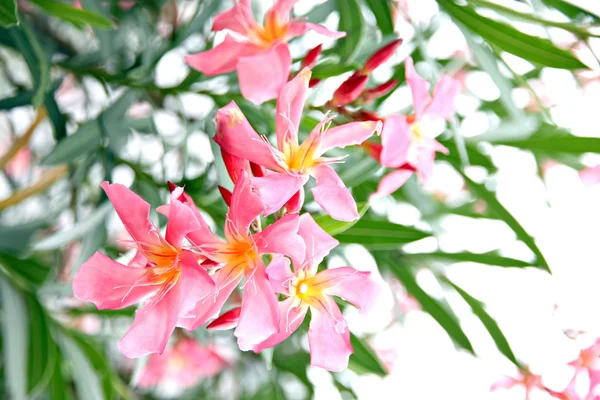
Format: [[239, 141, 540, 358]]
[[580, 165, 600, 187], [177, 171, 306, 349], [184, 0, 344, 104], [371, 57, 461, 199], [138, 336, 227, 389], [253, 214, 380, 371], [213, 68, 382, 221], [491, 369, 569, 399], [561, 338, 600, 400], [73, 182, 214, 358]]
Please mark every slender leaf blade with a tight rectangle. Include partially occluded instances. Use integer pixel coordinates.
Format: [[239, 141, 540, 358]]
[[29, 0, 114, 29], [0, 0, 18, 27], [364, 0, 394, 34], [348, 333, 387, 376], [336, 0, 364, 61]]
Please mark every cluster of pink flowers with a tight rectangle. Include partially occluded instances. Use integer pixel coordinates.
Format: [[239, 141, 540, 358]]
[[72, 0, 461, 374]]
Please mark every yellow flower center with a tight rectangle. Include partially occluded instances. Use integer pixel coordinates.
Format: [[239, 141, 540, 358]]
[[410, 122, 424, 144], [248, 10, 288, 48]]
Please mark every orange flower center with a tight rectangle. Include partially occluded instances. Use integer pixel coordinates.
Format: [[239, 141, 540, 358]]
[[249, 10, 288, 48]]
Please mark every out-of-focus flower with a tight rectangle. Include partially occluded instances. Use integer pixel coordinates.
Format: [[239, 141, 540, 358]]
[[253, 214, 380, 371], [73, 183, 214, 358], [579, 165, 600, 187], [185, 0, 344, 104], [370, 57, 460, 199], [177, 171, 305, 350], [214, 68, 382, 221], [560, 337, 600, 400], [138, 336, 227, 389], [491, 368, 570, 399]]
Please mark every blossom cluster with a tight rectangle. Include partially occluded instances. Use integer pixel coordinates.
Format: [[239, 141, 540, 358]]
[[72, 0, 461, 374]]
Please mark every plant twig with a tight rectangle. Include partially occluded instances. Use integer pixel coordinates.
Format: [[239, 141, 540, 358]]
[[0, 106, 47, 171], [0, 164, 68, 210]]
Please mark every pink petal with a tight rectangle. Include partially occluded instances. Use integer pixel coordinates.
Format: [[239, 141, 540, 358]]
[[380, 115, 411, 168], [165, 187, 204, 248], [311, 163, 359, 222], [137, 350, 170, 387], [254, 298, 308, 352], [490, 376, 520, 391], [185, 35, 261, 76], [253, 172, 309, 216], [317, 120, 382, 156], [265, 254, 293, 294], [226, 171, 265, 238], [73, 252, 157, 310], [369, 169, 413, 200], [580, 165, 600, 186], [206, 307, 241, 330], [318, 267, 379, 314], [308, 297, 352, 371], [297, 213, 339, 269], [285, 188, 305, 214], [118, 279, 182, 358], [237, 42, 292, 105], [287, 22, 346, 39], [178, 251, 215, 315], [222, 150, 251, 185], [183, 343, 228, 379], [101, 181, 163, 250], [255, 214, 305, 264], [212, 0, 256, 35], [214, 101, 283, 172], [269, 0, 299, 23], [276, 67, 311, 150], [416, 139, 438, 183], [425, 74, 461, 120], [234, 261, 280, 349], [405, 57, 431, 118]]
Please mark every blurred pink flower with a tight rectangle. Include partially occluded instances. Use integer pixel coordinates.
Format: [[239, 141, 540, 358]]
[[73, 183, 214, 358], [138, 336, 227, 389], [185, 0, 344, 104], [491, 369, 569, 399], [213, 68, 382, 221], [5, 148, 32, 181], [579, 165, 600, 187]]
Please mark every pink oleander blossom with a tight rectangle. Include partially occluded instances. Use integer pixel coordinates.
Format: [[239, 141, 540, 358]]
[[253, 214, 380, 371], [213, 68, 382, 221], [371, 57, 461, 199], [562, 337, 600, 400], [73, 182, 214, 358], [175, 171, 306, 350], [491, 369, 569, 399], [138, 336, 228, 389], [185, 0, 344, 104]]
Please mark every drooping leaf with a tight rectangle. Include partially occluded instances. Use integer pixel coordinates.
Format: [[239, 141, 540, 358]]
[[403, 251, 534, 268], [336, 218, 431, 250], [29, 0, 114, 29], [336, 0, 364, 61], [0, 252, 51, 291], [0, 0, 18, 28], [364, 0, 394, 34], [58, 334, 106, 400], [493, 124, 600, 153], [348, 333, 387, 376]]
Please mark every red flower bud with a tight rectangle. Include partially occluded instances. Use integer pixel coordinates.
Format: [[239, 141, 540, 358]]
[[356, 110, 382, 121], [302, 44, 322, 69], [218, 185, 232, 206], [362, 142, 383, 162], [309, 78, 321, 88], [250, 162, 265, 177], [207, 307, 241, 330], [167, 181, 178, 192], [221, 150, 246, 185], [332, 73, 369, 106], [362, 79, 398, 103], [362, 39, 402, 75]]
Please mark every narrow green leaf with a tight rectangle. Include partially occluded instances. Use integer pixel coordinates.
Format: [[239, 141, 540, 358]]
[[336, 0, 364, 61], [494, 124, 600, 153], [348, 333, 387, 376], [446, 279, 522, 368], [311, 59, 357, 79], [41, 120, 101, 165], [48, 353, 71, 400], [272, 351, 314, 395], [541, 0, 600, 21], [438, 0, 587, 69], [0, 252, 51, 291], [0, 0, 18, 28], [0, 220, 47, 255], [403, 251, 534, 268], [29, 0, 114, 29], [336, 218, 431, 250], [26, 295, 57, 397], [58, 334, 105, 400], [314, 202, 370, 236], [364, 0, 394, 34], [387, 260, 475, 353]]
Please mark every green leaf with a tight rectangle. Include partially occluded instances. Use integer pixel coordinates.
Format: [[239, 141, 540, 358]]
[[0, 220, 47, 255], [336, 218, 431, 250], [0, 252, 51, 291], [348, 333, 387, 376], [336, 0, 364, 61], [314, 202, 370, 236], [0, 0, 18, 28], [494, 124, 600, 153], [364, 0, 394, 35], [0, 277, 28, 400], [387, 261, 474, 353], [58, 334, 106, 400], [26, 295, 57, 397], [29, 0, 114, 29], [48, 353, 71, 400], [403, 251, 534, 268], [437, 0, 586, 69], [541, 0, 600, 21], [272, 350, 314, 396], [311, 58, 357, 79], [446, 279, 522, 368], [451, 165, 550, 272]]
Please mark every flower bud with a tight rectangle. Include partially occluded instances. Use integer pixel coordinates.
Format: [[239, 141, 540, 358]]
[[331, 73, 369, 106], [361, 79, 398, 103], [362, 39, 402, 75], [207, 307, 241, 330], [218, 185, 232, 206], [302, 44, 322, 69]]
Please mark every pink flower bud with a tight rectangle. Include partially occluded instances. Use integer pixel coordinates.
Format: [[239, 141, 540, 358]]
[[362, 79, 398, 103], [362, 39, 402, 75], [302, 44, 322, 69], [207, 307, 241, 330], [332, 73, 369, 106]]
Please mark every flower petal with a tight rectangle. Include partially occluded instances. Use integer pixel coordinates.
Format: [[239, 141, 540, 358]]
[[226, 171, 265, 238], [73, 252, 157, 310], [311, 163, 359, 222], [255, 213, 305, 265], [222, 150, 251, 185], [308, 297, 352, 371], [285, 188, 305, 214], [287, 22, 346, 39], [254, 298, 308, 352], [276, 67, 311, 150], [214, 101, 283, 172], [380, 115, 411, 168], [118, 279, 182, 358], [234, 261, 280, 349], [137, 350, 170, 388], [369, 169, 413, 200], [296, 213, 338, 269], [206, 307, 241, 330], [265, 254, 293, 294], [165, 187, 204, 248], [253, 172, 308, 216], [269, 0, 299, 23], [317, 267, 379, 314], [212, 0, 256, 35], [425, 74, 461, 120], [317, 120, 382, 157], [405, 57, 431, 118], [178, 251, 215, 315], [237, 42, 292, 105], [185, 35, 261, 76]]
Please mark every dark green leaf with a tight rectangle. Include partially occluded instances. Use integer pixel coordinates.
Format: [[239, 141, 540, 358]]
[[438, 0, 587, 69], [29, 0, 114, 29], [336, 218, 431, 250], [446, 279, 522, 368], [314, 202, 370, 236], [336, 0, 364, 61], [541, 0, 600, 21], [0, 252, 51, 291], [494, 124, 600, 153], [26, 295, 57, 397], [364, 0, 394, 34], [403, 251, 534, 268], [0, 0, 18, 28], [348, 333, 387, 376], [311, 59, 358, 79], [272, 350, 314, 396]]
